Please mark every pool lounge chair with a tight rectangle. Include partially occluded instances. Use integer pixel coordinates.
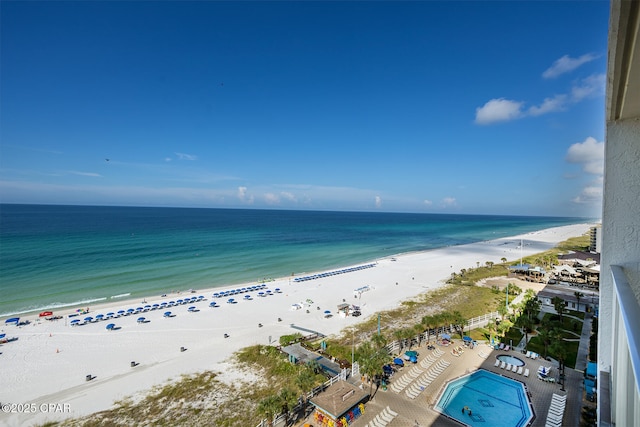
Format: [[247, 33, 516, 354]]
[[499, 343, 505, 350], [385, 406, 398, 417], [506, 363, 512, 371], [517, 366, 524, 375], [500, 361, 506, 369], [494, 359, 501, 367], [524, 368, 530, 377], [512, 364, 518, 372], [504, 345, 510, 351]]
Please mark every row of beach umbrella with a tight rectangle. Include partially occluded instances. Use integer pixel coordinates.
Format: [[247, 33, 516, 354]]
[[293, 263, 376, 282]]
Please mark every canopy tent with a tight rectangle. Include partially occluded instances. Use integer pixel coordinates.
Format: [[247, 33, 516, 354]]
[[441, 333, 451, 340], [4, 317, 19, 326]]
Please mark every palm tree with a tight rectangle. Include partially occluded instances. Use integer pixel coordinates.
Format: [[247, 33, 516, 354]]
[[371, 332, 387, 351], [451, 311, 467, 338], [574, 291, 585, 312], [552, 296, 566, 323], [393, 329, 406, 355], [421, 315, 436, 343], [515, 314, 533, 350], [295, 368, 316, 411], [501, 257, 507, 264], [486, 261, 494, 269], [413, 323, 424, 348], [278, 388, 299, 424], [257, 395, 282, 427]]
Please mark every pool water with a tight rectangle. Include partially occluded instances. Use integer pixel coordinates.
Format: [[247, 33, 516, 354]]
[[497, 354, 525, 367], [434, 369, 533, 427]]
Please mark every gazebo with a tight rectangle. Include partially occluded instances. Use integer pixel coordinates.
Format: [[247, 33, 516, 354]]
[[309, 380, 369, 427]]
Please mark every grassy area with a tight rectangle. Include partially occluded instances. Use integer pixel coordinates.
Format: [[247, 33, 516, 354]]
[[527, 337, 580, 369]]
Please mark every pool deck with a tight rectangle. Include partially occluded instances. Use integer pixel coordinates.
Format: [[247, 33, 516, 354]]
[[349, 340, 583, 427]]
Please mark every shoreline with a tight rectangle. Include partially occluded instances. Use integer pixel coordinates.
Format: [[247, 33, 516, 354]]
[[0, 223, 593, 426]]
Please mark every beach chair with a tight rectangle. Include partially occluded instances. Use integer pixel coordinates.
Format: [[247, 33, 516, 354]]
[[386, 406, 399, 417], [504, 345, 510, 351], [526, 351, 532, 358], [499, 343, 505, 350], [500, 361, 506, 369], [494, 359, 500, 367], [506, 363, 512, 371], [524, 368, 530, 377], [512, 364, 518, 372], [517, 366, 524, 375]]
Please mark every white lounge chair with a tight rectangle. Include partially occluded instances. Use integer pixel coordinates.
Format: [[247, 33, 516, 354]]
[[500, 361, 506, 369], [526, 351, 532, 358], [517, 366, 524, 375], [386, 406, 398, 417], [506, 363, 512, 371], [494, 359, 500, 367], [512, 365, 518, 372], [524, 368, 530, 377]]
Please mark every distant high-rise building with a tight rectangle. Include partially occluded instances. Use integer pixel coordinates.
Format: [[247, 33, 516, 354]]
[[590, 225, 601, 254]]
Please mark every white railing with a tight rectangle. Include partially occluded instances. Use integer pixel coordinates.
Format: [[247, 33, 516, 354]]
[[611, 265, 640, 394]]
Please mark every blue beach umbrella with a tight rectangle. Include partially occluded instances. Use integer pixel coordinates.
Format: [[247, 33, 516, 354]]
[[227, 298, 235, 304], [70, 319, 81, 325], [95, 314, 104, 320], [164, 311, 172, 317], [84, 316, 93, 322], [209, 302, 218, 307], [463, 336, 473, 342], [137, 317, 146, 323], [117, 310, 125, 316], [188, 306, 197, 312], [106, 312, 115, 318], [106, 323, 116, 330]]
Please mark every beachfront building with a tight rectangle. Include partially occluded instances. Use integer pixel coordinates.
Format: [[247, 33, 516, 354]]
[[308, 380, 369, 427], [590, 225, 602, 254], [598, 1, 640, 426]]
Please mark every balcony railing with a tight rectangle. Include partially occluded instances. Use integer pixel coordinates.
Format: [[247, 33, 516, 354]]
[[611, 264, 640, 394]]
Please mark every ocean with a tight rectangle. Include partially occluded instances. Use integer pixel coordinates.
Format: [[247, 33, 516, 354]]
[[0, 204, 585, 318]]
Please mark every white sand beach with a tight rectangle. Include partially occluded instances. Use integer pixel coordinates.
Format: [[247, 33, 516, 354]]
[[0, 223, 592, 426]]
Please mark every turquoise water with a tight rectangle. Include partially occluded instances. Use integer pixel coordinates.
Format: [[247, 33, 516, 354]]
[[0, 204, 585, 317], [435, 369, 533, 427]]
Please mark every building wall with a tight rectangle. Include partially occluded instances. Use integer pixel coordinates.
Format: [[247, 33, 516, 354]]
[[599, 117, 640, 425]]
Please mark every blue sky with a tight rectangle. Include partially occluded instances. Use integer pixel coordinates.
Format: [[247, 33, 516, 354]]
[[0, 1, 608, 217]]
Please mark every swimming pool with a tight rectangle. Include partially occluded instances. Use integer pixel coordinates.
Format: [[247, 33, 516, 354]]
[[497, 354, 525, 367], [434, 369, 533, 427]]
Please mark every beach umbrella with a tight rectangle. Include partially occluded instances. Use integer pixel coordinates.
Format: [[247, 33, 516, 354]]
[[209, 302, 218, 307], [126, 308, 135, 314], [106, 312, 115, 318], [137, 317, 146, 323], [84, 316, 93, 322], [5, 317, 19, 326], [198, 295, 204, 300], [164, 311, 172, 317], [258, 291, 265, 297], [188, 306, 197, 312], [177, 299, 183, 304], [117, 310, 125, 317], [463, 336, 473, 342], [227, 298, 235, 304], [106, 323, 116, 330], [442, 333, 451, 340], [70, 319, 80, 325], [0, 333, 5, 339], [152, 304, 159, 309], [275, 288, 281, 293], [95, 314, 104, 320], [393, 358, 404, 366], [213, 293, 219, 298]]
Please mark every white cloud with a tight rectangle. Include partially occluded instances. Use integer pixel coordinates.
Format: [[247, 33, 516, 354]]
[[69, 171, 102, 177], [441, 197, 456, 207], [423, 199, 433, 206], [528, 94, 568, 116], [475, 98, 524, 125], [175, 152, 197, 161], [566, 136, 604, 175], [237, 186, 254, 204], [542, 53, 598, 79], [264, 193, 280, 204], [165, 157, 172, 162], [375, 196, 382, 208], [280, 191, 296, 202], [570, 73, 605, 101], [572, 184, 603, 204], [566, 137, 604, 206]]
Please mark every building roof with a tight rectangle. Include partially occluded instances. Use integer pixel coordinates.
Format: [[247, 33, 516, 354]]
[[309, 380, 369, 419], [557, 251, 601, 264]]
